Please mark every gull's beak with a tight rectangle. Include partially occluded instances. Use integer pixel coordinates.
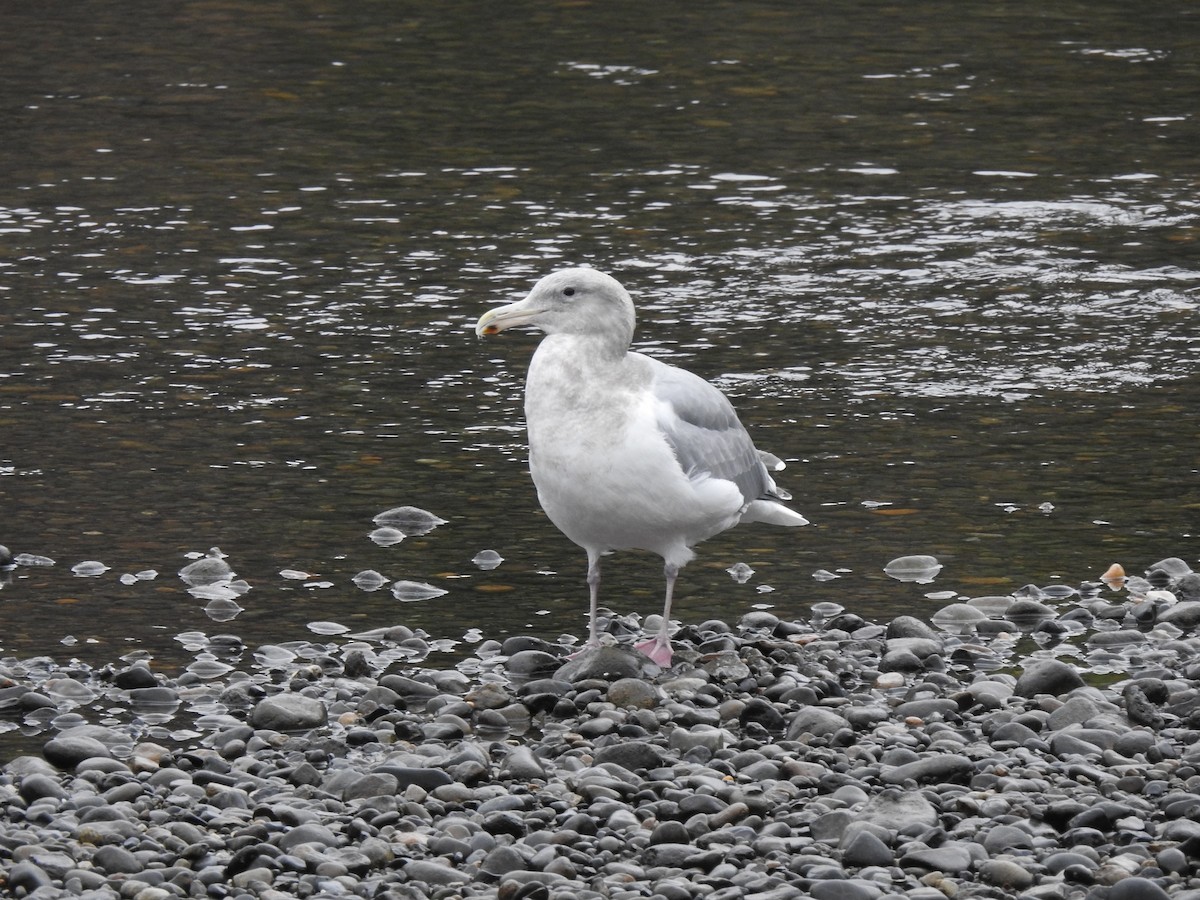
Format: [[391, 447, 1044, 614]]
[[474, 298, 544, 337]]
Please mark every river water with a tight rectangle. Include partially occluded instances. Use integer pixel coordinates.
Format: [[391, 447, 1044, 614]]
[[1, 1, 1197, 676]]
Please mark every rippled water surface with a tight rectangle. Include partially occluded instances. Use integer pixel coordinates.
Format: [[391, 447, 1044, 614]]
[[1, 1, 1198, 678]]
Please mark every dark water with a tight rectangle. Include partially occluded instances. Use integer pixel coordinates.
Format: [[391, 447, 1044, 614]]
[[1, 2, 1198, 677]]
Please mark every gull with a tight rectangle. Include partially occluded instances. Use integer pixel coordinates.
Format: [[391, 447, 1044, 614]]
[[475, 268, 808, 665]]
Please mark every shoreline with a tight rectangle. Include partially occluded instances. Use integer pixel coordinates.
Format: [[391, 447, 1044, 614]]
[[1, 560, 1199, 898]]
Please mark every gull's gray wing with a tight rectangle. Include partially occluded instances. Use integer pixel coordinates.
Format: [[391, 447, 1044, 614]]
[[645, 356, 775, 505]]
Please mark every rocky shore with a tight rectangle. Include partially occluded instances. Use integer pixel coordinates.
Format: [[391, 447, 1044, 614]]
[[3, 558, 1200, 899]]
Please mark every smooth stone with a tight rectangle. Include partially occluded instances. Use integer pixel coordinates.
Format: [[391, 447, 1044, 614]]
[[43, 735, 112, 769], [786, 707, 849, 739], [1123, 686, 1165, 728], [403, 859, 473, 886], [978, 858, 1035, 889], [499, 745, 547, 780], [342, 772, 399, 800], [375, 766, 452, 791], [7, 861, 53, 892], [479, 845, 525, 878], [1156, 847, 1188, 874], [990, 720, 1041, 745], [92, 845, 143, 874], [249, 694, 327, 730], [1015, 659, 1086, 697], [19, 849, 76, 880], [1047, 695, 1099, 729], [75, 819, 141, 845], [840, 830, 894, 868], [607, 677, 660, 709], [1049, 731, 1106, 756], [881, 754, 973, 785], [555, 646, 647, 682], [650, 820, 692, 845], [886, 637, 944, 659], [5, 755, 59, 777], [893, 698, 958, 720], [379, 674, 441, 699], [886, 615, 940, 640], [465, 682, 513, 710], [811, 810, 855, 844], [1044, 852, 1099, 874], [810, 880, 884, 900], [740, 697, 788, 731], [18, 772, 70, 801], [1106, 877, 1172, 900], [858, 790, 937, 831], [642, 843, 724, 871], [900, 843, 974, 872], [275, 822, 339, 851], [1148, 557, 1192, 577], [1006, 599, 1057, 623], [1156, 602, 1200, 630], [593, 740, 663, 771], [982, 823, 1034, 853]]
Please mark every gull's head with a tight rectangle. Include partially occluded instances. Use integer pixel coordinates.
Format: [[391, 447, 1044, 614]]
[[475, 268, 636, 348]]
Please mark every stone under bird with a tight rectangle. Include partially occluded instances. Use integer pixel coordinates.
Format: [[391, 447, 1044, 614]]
[[474, 267, 808, 665]]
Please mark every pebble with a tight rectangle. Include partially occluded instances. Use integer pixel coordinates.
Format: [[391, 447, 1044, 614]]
[[1, 563, 1199, 899]]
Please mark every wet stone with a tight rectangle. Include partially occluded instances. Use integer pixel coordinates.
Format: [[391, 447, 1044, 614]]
[[249, 694, 328, 730], [1015, 658, 1086, 697], [840, 830, 894, 868], [43, 735, 112, 769]]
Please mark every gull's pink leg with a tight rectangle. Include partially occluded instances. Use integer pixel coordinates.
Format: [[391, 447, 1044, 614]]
[[635, 562, 678, 666]]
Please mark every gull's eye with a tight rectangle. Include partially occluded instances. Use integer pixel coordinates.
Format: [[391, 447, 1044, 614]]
[[562, 287, 576, 298]]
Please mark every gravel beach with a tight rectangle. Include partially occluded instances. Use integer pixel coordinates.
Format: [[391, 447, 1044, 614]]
[[3, 558, 1200, 899]]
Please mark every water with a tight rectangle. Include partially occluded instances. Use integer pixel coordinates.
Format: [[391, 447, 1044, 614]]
[[1, 1, 1198, 677]]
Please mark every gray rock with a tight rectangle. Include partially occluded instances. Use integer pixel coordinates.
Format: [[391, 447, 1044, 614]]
[[17, 772, 69, 801], [982, 823, 1034, 853], [607, 677, 661, 709], [7, 861, 52, 893], [404, 859, 473, 886], [555, 645, 647, 681], [858, 789, 937, 831], [978, 858, 1035, 889], [811, 809, 855, 844], [1015, 659, 1086, 697], [810, 880, 884, 900], [990, 720, 1041, 745], [786, 706, 849, 739], [275, 822, 339, 851], [91, 845, 142, 874], [499, 745, 547, 780], [75, 818, 140, 845], [1157, 601, 1200, 630], [1047, 695, 1099, 729], [1106, 877, 1172, 900], [887, 615, 940, 640], [881, 754, 973, 785], [341, 772, 398, 800], [249, 694, 327, 730], [379, 673, 441, 699], [840, 829, 894, 868], [43, 735, 112, 769], [1173, 573, 1200, 602], [900, 842, 974, 872], [886, 637, 943, 659], [480, 845, 526, 878], [593, 739, 663, 771]]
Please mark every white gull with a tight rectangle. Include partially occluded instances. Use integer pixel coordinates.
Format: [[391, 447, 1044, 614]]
[[475, 268, 808, 665]]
